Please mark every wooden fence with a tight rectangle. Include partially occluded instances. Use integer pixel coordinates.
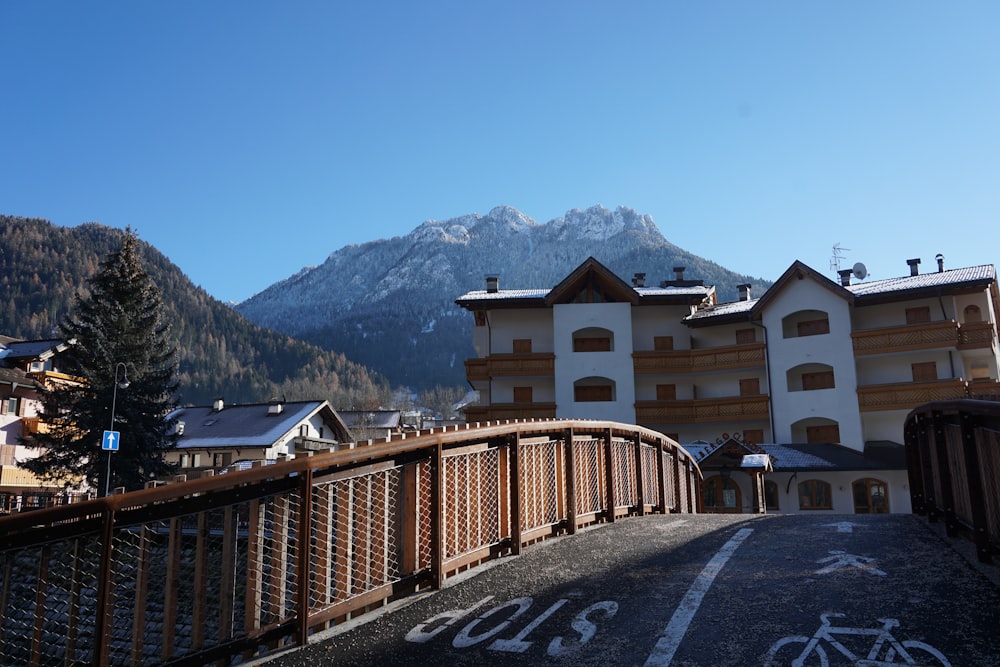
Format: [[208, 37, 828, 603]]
[[904, 399, 1000, 563], [0, 419, 701, 666]]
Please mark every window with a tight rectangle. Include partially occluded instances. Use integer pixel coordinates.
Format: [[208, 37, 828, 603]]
[[743, 429, 764, 445], [802, 371, 835, 391], [572, 327, 614, 352], [964, 305, 982, 323], [798, 480, 832, 510], [764, 480, 779, 511], [513, 386, 533, 403], [575, 384, 613, 402], [739, 378, 760, 396], [213, 452, 232, 468], [797, 319, 830, 336], [703, 476, 741, 513], [853, 478, 889, 514], [512, 339, 532, 353], [180, 454, 190, 468], [3, 397, 19, 416], [653, 336, 674, 351], [911, 362, 937, 383], [735, 328, 756, 345], [806, 424, 840, 443], [192, 454, 202, 467], [573, 337, 612, 352], [656, 384, 677, 401], [905, 307, 931, 325]]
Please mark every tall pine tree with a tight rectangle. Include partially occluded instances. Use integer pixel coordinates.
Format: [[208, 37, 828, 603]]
[[21, 228, 179, 493]]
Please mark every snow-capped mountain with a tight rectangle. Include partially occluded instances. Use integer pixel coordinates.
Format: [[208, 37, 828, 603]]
[[235, 205, 768, 390]]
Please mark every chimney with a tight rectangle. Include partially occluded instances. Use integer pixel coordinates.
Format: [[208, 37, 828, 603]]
[[838, 269, 853, 287], [737, 283, 752, 300], [632, 272, 646, 287], [485, 274, 500, 293], [907, 258, 921, 276], [673, 266, 686, 281], [936, 253, 944, 273], [212, 397, 224, 412], [175, 421, 185, 436], [267, 401, 284, 415]]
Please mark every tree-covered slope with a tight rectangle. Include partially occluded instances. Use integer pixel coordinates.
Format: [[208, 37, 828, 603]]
[[0, 216, 388, 407]]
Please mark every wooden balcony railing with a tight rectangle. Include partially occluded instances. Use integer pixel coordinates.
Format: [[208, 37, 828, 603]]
[[857, 378, 969, 412], [633, 342, 766, 374], [635, 394, 770, 423], [464, 403, 557, 422], [465, 353, 555, 382], [959, 321, 998, 350], [852, 321, 961, 356]]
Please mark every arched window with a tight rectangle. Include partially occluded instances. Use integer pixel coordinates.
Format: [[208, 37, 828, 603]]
[[852, 478, 889, 514], [572, 327, 614, 352], [573, 377, 615, 402], [798, 479, 832, 510], [964, 304, 983, 323], [786, 363, 835, 392], [781, 310, 830, 338], [703, 476, 741, 513]]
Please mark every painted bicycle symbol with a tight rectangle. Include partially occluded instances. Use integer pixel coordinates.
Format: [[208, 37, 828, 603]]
[[763, 613, 950, 666]]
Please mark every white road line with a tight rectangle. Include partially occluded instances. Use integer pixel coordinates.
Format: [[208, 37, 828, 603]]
[[643, 528, 754, 667]]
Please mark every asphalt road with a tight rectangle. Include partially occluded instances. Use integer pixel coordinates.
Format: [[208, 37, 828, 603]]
[[256, 514, 1000, 666]]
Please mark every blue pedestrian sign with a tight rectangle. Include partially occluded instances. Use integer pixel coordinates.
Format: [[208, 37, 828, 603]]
[[102, 430, 120, 452]]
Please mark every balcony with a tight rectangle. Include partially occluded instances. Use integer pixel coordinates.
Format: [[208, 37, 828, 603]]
[[857, 378, 969, 412], [464, 353, 555, 382], [852, 321, 962, 356], [635, 395, 770, 424], [959, 321, 997, 350], [633, 343, 765, 375], [463, 403, 557, 423]]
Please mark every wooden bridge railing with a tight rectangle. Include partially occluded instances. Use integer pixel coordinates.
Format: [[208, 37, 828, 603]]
[[0, 419, 701, 666], [904, 399, 1000, 563]]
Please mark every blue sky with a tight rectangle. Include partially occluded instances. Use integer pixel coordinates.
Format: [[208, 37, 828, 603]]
[[2, 2, 998, 303]]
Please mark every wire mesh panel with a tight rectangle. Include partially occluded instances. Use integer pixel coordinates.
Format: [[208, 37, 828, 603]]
[[611, 439, 636, 509], [662, 452, 676, 511], [640, 444, 660, 508], [0, 534, 102, 665], [518, 439, 563, 533], [314, 467, 405, 607], [574, 438, 606, 516], [442, 448, 502, 560]]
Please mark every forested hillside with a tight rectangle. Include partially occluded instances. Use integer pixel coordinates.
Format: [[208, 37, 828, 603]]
[[0, 216, 389, 407]]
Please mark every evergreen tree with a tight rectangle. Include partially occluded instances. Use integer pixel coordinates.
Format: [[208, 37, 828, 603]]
[[21, 228, 180, 493]]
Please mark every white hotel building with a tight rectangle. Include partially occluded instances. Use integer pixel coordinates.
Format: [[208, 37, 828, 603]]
[[456, 255, 1000, 515]]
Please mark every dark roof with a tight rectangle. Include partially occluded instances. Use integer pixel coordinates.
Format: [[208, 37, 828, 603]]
[[688, 439, 906, 472], [170, 400, 350, 450], [339, 410, 403, 430], [0, 338, 66, 362]]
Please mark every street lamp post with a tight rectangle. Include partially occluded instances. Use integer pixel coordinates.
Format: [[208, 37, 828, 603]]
[[105, 362, 130, 497]]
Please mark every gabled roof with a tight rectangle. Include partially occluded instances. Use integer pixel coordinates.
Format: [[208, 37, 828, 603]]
[[544, 256, 639, 306], [750, 260, 854, 313], [170, 400, 351, 450], [338, 410, 402, 430], [455, 257, 714, 310]]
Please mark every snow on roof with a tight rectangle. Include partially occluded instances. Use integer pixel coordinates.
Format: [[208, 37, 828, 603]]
[[847, 264, 995, 297]]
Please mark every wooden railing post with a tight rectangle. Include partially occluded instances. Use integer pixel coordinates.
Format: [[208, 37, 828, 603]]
[[960, 411, 993, 563], [633, 432, 645, 516], [931, 410, 958, 537], [603, 429, 616, 522], [656, 444, 668, 515], [296, 465, 314, 647], [509, 433, 522, 554], [564, 429, 577, 534]]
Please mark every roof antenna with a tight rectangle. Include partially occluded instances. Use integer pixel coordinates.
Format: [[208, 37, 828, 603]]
[[830, 243, 851, 274]]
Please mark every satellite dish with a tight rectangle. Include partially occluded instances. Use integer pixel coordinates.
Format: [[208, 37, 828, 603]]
[[852, 262, 868, 280]]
